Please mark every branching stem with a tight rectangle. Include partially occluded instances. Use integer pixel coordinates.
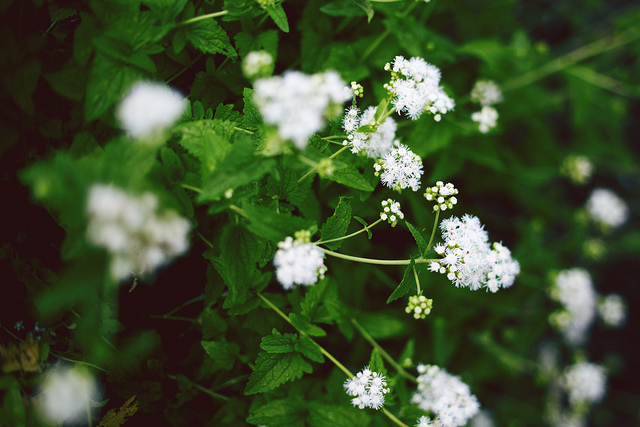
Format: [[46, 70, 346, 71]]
[[316, 219, 383, 245]]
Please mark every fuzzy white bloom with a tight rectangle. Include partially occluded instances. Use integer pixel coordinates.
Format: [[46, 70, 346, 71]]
[[117, 81, 186, 141], [384, 56, 454, 121], [548, 268, 596, 346], [38, 366, 98, 424], [343, 106, 398, 159], [416, 415, 436, 427], [563, 362, 607, 404], [344, 366, 390, 410], [424, 181, 458, 211], [585, 188, 629, 231], [86, 184, 190, 281], [560, 155, 593, 185], [374, 143, 424, 192], [380, 198, 404, 227], [432, 215, 520, 292], [273, 236, 326, 290], [242, 50, 274, 79], [470, 80, 503, 106], [254, 70, 351, 149], [412, 364, 480, 427], [471, 106, 498, 133], [597, 293, 627, 327]]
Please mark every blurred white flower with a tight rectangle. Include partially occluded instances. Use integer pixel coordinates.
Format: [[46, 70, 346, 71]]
[[597, 293, 626, 327], [471, 106, 498, 133], [470, 80, 503, 107], [38, 366, 98, 424], [563, 362, 607, 404], [242, 50, 274, 79], [585, 188, 628, 231], [548, 268, 596, 346], [117, 81, 186, 141], [560, 155, 593, 185]]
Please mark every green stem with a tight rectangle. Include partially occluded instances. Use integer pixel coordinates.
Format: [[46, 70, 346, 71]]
[[316, 219, 383, 245], [86, 399, 93, 427], [181, 183, 203, 193], [297, 145, 350, 183], [234, 126, 255, 134], [413, 265, 421, 295], [351, 318, 418, 384], [361, 2, 419, 61], [382, 408, 410, 427], [425, 209, 440, 251], [229, 204, 248, 217], [198, 232, 214, 249], [321, 248, 434, 266], [53, 354, 107, 373], [502, 26, 640, 92], [165, 295, 205, 317], [167, 375, 229, 401], [149, 314, 199, 323], [177, 10, 229, 27]]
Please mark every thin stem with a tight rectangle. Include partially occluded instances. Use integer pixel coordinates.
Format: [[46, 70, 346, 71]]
[[167, 375, 229, 401], [229, 204, 248, 218], [502, 27, 640, 92], [234, 126, 254, 134], [361, 2, 419, 61], [413, 265, 421, 295], [86, 399, 93, 427], [425, 209, 440, 251], [165, 295, 205, 317], [181, 183, 203, 193], [321, 248, 434, 266], [166, 54, 204, 84], [351, 318, 418, 384], [382, 408, 410, 427], [177, 10, 229, 27], [53, 354, 107, 373], [198, 232, 214, 249], [149, 314, 199, 323], [297, 145, 350, 183], [316, 219, 383, 245]]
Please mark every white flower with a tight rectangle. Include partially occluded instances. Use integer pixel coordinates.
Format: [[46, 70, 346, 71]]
[[424, 181, 458, 211], [563, 362, 607, 404], [416, 415, 436, 427], [117, 81, 186, 141], [471, 106, 498, 133], [384, 56, 454, 121], [254, 70, 351, 149], [548, 268, 596, 346], [412, 364, 480, 427], [381, 198, 404, 227], [86, 184, 190, 281], [242, 50, 274, 79], [273, 236, 326, 290], [344, 366, 390, 410], [470, 80, 503, 106], [374, 143, 424, 192], [38, 366, 99, 424], [431, 215, 520, 292], [597, 294, 626, 327], [343, 106, 398, 159], [585, 188, 629, 230], [560, 155, 593, 185]]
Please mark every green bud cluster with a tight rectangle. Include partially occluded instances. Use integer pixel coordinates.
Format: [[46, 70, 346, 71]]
[[405, 294, 433, 319]]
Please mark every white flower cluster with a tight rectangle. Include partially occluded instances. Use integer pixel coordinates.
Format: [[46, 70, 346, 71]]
[[412, 364, 480, 427], [384, 56, 455, 121], [343, 366, 390, 410], [254, 70, 351, 149], [342, 106, 398, 159], [242, 50, 274, 79], [471, 106, 498, 134], [273, 233, 326, 290], [374, 143, 424, 192], [380, 198, 404, 227], [560, 154, 593, 185], [38, 366, 98, 424], [86, 185, 190, 281], [416, 415, 436, 427], [597, 293, 627, 327], [548, 268, 596, 346], [406, 294, 433, 319], [470, 80, 503, 107], [117, 81, 186, 141], [563, 362, 607, 404], [585, 188, 629, 231], [424, 181, 458, 211], [430, 215, 520, 292], [351, 81, 364, 97]]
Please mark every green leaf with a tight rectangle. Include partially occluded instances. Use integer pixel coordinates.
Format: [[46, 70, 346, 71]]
[[320, 0, 374, 23], [405, 221, 428, 258], [320, 197, 352, 250], [387, 260, 416, 304], [1, 57, 41, 116], [244, 351, 312, 395], [185, 19, 237, 59], [289, 313, 326, 337], [243, 205, 314, 242], [324, 163, 374, 192], [201, 340, 240, 370], [353, 216, 372, 239], [265, 4, 289, 33], [356, 311, 407, 339], [308, 403, 371, 427], [218, 224, 260, 308], [242, 87, 262, 131], [160, 147, 185, 180], [192, 100, 205, 119], [235, 29, 279, 58], [246, 398, 307, 426], [175, 119, 234, 177], [368, 348, 387, 376], [92, 36, 157, 73], [260, 329, 297, 353], [295, 335, 324, 363], [44, 60, 85, 102]]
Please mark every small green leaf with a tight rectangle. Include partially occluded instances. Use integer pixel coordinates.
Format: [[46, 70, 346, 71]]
[[387, 260, 416, 304], [368, 348, 387, 376], [405, 221, 428, 258], [243, 205, 314, 242], [192, 100, 205, 119], [201, 340, 240, 370], [289, 313, 326, 337], [218, 225, 260, 308], [160, 147, 185, 180], [324, 163, 374, 192], [308, 402, 372, 427], [295, 335, 324, 363], [353, 216, 372, 239], [265, 4, 289, 33], [242, 87, 262, 131], [320, 197, 352, 250], [185, 19, 237, 59], [260, 329, 297, 353], [244, 351, 312, 395], [246, 398, 307, 425]]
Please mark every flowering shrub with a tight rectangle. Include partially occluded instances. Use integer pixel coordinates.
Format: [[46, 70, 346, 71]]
[[1, 0, 638, 426]]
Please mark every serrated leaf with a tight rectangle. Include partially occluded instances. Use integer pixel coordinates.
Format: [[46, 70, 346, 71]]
[[246, 398, 307, 426], [242, 87, 262, 131], [218, 225, 260, 308], [324, 164, 374, 192], [289, 313, 326, 337], [308, 402, 371, 427], [235, 29, 279, 58], [353, 216, 372, 239], [387, 260, 416, 304], [320, 197, 352, 250], [185, 19, 237, 59], [295, 335, 324, 363], [174, 119, 234, 180], [244, 351, 312, 395], [214, 103, 241, 123], [405, 221, 428, 258], [260, 330, 297, 353], [265, 4, 289, 33], [201, 340, 239, 370], [368, 348, 387, 376], [243, 205, 314, 242]]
